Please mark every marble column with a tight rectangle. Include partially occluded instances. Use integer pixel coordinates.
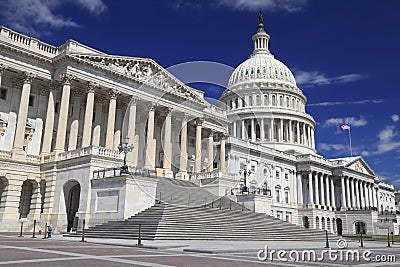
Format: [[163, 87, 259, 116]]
[[346, 176, 351, 209], [113, 108, 123, 150], [105, 89, 118, 149], [163, 108, 173, 171], [320, 173, 325, 207], [92, 97, 104, 147], [325, 174, 330, 208], [296, 121, 300, 144], [302, 123, 306, 145], [207, 130, 214, 172], [341, 177, 347, 210], [260, 119, 265, 142], [241, 120, 245, 139], [127, 97, 138, 166], [270, 119, 274, 141], [220, 133, 226, 172], [360, 181, 365, 209], [279, 118, 283, 142], [55, 74, 73, 152], [372, 186, 377, 208], [194, 118, 203, 173], [41, 81, 57, 154], [355, 179, 360, 209], [330, 177, 336, 209], [368, 184, 374, 208], [144, 103, 156, 170], [13, 72, 35, 153], [297, 173, 303, 207], [314, 172, 320, 206], [177, 114, 188, 176], [311, 128, 315, 148], [365, 182, 370, 208], [233, 121, 237, 137], [308, 171, 314, 207], [81, 82, 95, 148], [67, 89, 81, 151], [350, 178, 355, 209], [289, 120, 293, 143]]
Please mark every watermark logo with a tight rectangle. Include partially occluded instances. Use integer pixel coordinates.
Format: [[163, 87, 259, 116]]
[[257, 239, 396, 263], [336, 238, 348, 249]]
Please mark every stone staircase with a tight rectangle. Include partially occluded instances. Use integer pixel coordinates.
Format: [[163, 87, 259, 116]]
[[65, 177, 332, 240], [66, 203, 330, 240]]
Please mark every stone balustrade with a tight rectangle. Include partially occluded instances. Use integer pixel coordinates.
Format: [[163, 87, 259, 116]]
[[0, 26, 58, 57], [57, 146, 123, 161], [0, 150, 12, 159], [296, 154, 332, 166], [25, 154, 41, 164]]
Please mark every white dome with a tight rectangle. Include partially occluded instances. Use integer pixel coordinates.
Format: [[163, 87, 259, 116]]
[[228, 53, 297, 88]]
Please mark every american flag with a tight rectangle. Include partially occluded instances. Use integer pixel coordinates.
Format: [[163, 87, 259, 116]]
[[341, 124, 350, 130]]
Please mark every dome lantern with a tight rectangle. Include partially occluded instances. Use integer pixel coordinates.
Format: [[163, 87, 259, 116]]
[[252, 11, 270, 55]]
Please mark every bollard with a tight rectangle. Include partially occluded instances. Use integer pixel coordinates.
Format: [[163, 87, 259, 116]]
[[43, 223, 47, 239], [19, 222, 23, 237], [229, 199, 232, 210], [391, 231, 394, 245], [31, 220, 36, 238], [325, 230, 329, 248], [137, 224, 142, 246], [387, 229, 391, 247], [81, 219, 86, 242], [360, 231, 364, 248]]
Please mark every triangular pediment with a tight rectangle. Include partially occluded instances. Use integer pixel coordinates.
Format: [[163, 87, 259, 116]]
[[68, 54, 208, 105], [345, 157, 376, 176]]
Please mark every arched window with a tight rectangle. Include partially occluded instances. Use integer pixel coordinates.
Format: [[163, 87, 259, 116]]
[[256, 95, 261, 105], [248, 95, 253, 106], [256, 124, 260, 139], [247, 124, 251, 139], [279, 96, 283, 106], [272, 95, 276, 106], [264, 94, 269, 105], [286, 97, 290, 107]]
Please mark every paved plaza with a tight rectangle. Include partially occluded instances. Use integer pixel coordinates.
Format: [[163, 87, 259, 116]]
[[0, 233, 399, 266]]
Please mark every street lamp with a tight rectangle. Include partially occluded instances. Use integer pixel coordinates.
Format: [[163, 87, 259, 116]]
[[239, 169, 251, 193], [118, 136, 134, 174]]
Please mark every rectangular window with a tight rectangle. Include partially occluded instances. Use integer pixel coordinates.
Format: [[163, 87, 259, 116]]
[[285, 173, 289, 180], [251, 165, 256, 173], [285, 191, 289, 203], [0, 89, 7, 100], [28, 95, 35, 107], [276, 171, 280, 178]]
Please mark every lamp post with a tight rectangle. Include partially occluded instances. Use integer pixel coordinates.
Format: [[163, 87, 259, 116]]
[[118, 136, 134, 174], [239, 169, 251, 194]]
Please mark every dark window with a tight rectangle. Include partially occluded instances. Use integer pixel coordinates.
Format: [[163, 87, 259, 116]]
[[28, 95, 35, 107], [0, 89, 7, 100]]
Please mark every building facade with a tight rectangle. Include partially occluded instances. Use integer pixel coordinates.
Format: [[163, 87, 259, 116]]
[[0, 16, 397, 235]]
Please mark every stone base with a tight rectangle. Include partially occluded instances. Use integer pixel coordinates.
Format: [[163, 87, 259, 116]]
[[162, 169, 173, 178], [175, 171, 189, 180], [12, 149, 26, 161]]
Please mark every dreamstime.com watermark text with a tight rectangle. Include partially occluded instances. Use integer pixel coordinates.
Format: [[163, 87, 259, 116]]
[[257, 239, 396, 263]]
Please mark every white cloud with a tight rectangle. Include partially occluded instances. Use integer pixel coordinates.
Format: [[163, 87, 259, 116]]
[[378, 126, 396, 142], [318, 143, 347, 152], [308, 99, 383, 107], [294, 71, 366, 87], [323, 116, 367, 128], [391, 114, 399, 123], [215, 0, 308, 12], [0, 0, 107, 36]]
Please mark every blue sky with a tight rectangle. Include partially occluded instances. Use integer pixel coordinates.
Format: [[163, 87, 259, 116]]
[[1, 0, 399, 187]]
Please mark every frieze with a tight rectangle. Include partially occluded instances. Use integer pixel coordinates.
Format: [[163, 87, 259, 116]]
[[70, 55, 207, 105]]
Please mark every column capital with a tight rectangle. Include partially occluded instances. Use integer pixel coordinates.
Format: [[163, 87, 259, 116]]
[[160, 107, 173, 116], [130, 95, 139, 105], [220, 132, 228, 140], [108, 89, 119, 100], [60, 73, 75, 85], [48, 80, 59, 91], [22, 72, 35, 84], [147, 102, 157, 111], [38, 87, 49, 96], [0, 63, 7, 75], [72, 88, 84, 98], [196, 117, 204, 126], [86, 81, 97, 93], [95, 94, 107, 104]]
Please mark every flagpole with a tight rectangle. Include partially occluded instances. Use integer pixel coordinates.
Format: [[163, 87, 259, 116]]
[[348, 125, 353, 156]]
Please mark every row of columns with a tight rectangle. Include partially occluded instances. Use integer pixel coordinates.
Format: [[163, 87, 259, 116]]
[[233, 118, 314, 147], [305, 171, 336, 210], [4, 70, 227, 174], [340, 176, 377, 210]]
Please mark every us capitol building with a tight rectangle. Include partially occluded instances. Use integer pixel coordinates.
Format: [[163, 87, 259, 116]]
[[0, 14, 397, 236]]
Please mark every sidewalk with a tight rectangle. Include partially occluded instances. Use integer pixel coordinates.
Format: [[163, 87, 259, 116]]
[[56, 235, 398, 254]]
